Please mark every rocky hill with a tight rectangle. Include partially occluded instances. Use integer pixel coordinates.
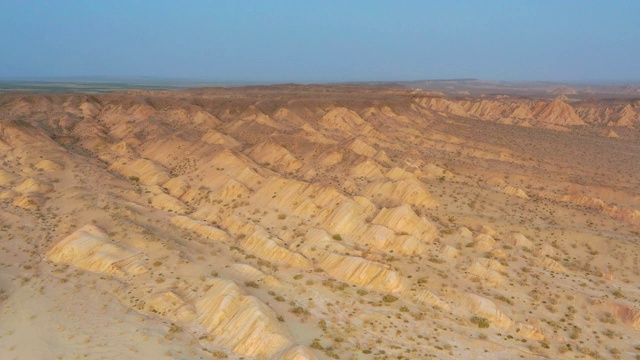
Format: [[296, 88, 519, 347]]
[[0, 85, 639, 359]]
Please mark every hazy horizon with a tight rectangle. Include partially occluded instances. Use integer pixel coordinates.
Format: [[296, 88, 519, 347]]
[[2, 76, 640, 88], [1, 1, 639, 83]]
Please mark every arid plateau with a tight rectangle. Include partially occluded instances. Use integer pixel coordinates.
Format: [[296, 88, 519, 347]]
[[1, 84, 639, 359]]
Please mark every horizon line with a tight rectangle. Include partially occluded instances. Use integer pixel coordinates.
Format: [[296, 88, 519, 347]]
[[1, 76, 640, 87]]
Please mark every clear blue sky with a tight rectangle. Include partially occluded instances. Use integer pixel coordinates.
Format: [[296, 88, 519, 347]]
[[1, 1, 638, 83]]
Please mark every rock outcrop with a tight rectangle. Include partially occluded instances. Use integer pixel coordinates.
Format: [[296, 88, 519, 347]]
[[47, 225, 147, 277]]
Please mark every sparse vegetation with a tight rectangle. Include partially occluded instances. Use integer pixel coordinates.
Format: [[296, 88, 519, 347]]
[[382, 295, 398, 303], [470, 315, 490, 328], [4, 79, 640, 360]]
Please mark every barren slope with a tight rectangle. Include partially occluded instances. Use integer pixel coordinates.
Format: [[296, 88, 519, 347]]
[[1, 86, 639, 359]]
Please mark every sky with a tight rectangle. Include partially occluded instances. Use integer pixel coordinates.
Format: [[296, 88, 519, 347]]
[[1, 1, 639, 83]]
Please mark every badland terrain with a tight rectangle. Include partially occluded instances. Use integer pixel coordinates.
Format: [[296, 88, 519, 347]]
[[0, 83, 639, 359]]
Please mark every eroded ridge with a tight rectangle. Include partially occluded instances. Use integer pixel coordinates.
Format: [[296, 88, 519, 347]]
[[1, 86, 639, 359]]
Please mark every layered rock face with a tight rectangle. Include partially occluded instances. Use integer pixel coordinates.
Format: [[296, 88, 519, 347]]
[[417, 95, 640, 129]]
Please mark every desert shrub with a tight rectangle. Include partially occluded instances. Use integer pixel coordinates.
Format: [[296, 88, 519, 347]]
[[168, 324, 182, 333], [382, 294, 398, 303], [310, 338, 323, 350], [290, 306, 308, 315], [495, 294, 513, 305], [211, 350, 227, 358], [471, 315, 490, 328]]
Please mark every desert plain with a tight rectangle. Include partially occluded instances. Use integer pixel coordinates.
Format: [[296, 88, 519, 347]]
[[0, 83, 639, 359]]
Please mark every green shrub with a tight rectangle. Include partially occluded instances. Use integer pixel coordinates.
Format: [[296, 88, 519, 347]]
[[471, 315, 490, 328], [382, 294, 398, 303]]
